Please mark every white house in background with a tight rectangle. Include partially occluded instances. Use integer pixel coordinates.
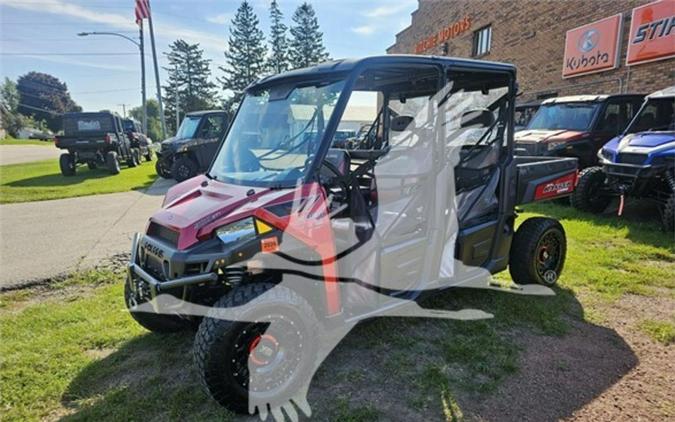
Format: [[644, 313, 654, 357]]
[[17, 127, 53, 140]]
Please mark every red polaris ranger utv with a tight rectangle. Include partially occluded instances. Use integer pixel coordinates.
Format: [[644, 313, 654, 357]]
[[125, 56, 577, 418]]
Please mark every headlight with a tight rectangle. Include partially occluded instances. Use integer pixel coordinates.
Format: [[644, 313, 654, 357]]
[[547, 141, 565, 151], [215, 218, 256, 244], [598, 148, 612, 162]]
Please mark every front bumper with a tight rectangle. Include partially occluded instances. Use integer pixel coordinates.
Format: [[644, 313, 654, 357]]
[[127, 233, 219, 297]]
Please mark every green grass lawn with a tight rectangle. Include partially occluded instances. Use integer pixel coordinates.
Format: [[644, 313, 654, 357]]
[[0, 136, 54, 146], [0, 159, 157, 204], [0, 205, 673, 421]]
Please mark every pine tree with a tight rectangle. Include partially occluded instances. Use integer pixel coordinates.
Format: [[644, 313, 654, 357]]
[[219, 1, 267, 112], [288, 2, 329, 69], [267, 0, 289, 74], [162, 40, 217, 133]]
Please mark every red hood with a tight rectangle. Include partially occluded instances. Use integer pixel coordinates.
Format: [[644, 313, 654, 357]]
[[150, 175, 300, 249], [515, 129, 586, 143]]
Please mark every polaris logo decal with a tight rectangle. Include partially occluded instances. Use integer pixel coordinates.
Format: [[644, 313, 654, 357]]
[[535, 173, 577, 200]]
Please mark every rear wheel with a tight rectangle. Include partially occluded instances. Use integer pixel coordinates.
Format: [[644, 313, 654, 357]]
[[59, 153, 76, 176], [87, 161, 97, 170], [133, 148, 142, 165], [145, 149, 153, 161], [172, 156, 199, 182], [124, 281, 192, 333], [571, 166, 611, 213], [509, 217, 566, 286], [127, 148, 138, 167], [194, 283, 318, 415], [106, 151, 121, 174]]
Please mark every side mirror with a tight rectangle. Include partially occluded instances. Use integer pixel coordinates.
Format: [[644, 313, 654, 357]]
[[460, 108, 495, 128]]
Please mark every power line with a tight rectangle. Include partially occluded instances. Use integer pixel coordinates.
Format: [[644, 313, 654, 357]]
[[1, 53, 144, 56]]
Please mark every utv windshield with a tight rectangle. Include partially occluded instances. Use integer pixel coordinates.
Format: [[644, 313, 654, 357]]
[[625, 98, 675, 133], [527, 102, 599, 131], [210, 79, 345, 187], [175, 115, 201, 139]]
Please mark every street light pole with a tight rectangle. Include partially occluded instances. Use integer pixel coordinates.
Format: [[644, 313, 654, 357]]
[[77, 31, 147, 136]]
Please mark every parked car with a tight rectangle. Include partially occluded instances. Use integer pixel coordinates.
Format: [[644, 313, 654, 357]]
[[515, 94, 644, 168], [122, 118, 154, 161], [55, 111, 140, 176], [514, 100, 541, 131], [572, 86, 675, 231], [124, 55, 578, 415], [155, 110, 229, 182]]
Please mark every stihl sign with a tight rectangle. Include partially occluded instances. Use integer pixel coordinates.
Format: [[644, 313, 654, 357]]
[[626, 0, 675, 66], [563, 14, 622, 78]]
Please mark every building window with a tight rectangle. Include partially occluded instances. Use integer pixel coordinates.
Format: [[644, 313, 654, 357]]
[[472, 25, 491, 57]]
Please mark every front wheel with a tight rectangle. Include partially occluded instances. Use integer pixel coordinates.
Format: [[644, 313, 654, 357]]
[[59, 153, 76, 176], [106, 151, 121, 174], [194, 283, 318, 415], [172, 156, 199, 182], [155, 158, 172, 179], [662, 192, 675, 232], [509, 217, 567, 286], [571, 166, 611, 213]]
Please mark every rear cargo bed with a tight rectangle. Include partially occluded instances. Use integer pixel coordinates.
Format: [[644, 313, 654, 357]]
[[515, 156, 578, 205]]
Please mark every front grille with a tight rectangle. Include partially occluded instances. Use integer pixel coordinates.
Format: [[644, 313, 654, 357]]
[[147, 222, 179, 246], [616, 153, 648, 165], [604, 164, 640, 177]]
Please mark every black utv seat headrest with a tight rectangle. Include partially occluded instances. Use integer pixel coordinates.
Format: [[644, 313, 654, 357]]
[[390, 115, 414, 132], [323, 148, 351, 176], [460, 108, 495, 128]]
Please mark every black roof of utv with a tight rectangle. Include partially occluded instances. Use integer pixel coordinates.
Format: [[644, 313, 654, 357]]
[[249, 55, 516, 91]]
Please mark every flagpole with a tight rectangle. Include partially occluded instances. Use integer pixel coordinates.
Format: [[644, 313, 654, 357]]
[[139, 20, 147, 136], [146, 0, 167, 139]]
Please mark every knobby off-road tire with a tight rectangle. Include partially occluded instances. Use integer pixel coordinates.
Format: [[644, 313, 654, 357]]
[[172, 156, 199, 182], [106, 151, 121, 174], [124, 281, 191, 333], [87, 161, 97, 170], [127, 148, 138, 167], [509, 217, 566, 286], [145, 149, 153, 162], [571, 166, 611, 213], [194, 283, 319, 415], [155, 159, 172, 178], [133, 148, 142, 166], [663, 192, 675, 232], [59, 153, 76, 176]]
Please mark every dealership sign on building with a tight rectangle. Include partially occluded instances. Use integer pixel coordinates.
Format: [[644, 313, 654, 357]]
[[626, 0, 675, 66], [563, 14, 622, 78]]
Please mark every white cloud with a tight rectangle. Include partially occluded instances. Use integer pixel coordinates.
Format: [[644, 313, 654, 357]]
[[206, 13, 233, 25], [0, 0, 227, 53], [351, 25, 376, 36], [363, 1, 416, 18]]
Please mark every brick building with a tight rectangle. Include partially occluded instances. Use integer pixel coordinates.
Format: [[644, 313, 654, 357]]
[[387, 0, 675, 101]]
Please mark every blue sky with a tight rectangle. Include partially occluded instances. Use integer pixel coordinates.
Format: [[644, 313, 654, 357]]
[[0, 0, 417, 114]]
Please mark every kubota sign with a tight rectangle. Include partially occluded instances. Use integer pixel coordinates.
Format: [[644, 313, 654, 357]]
[[563, 14, 622, 78], [626, 0, 675, 66]]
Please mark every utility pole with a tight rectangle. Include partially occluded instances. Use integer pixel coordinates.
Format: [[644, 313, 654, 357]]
[[117, 103, 129, 118], [147, 0, 167, 138]]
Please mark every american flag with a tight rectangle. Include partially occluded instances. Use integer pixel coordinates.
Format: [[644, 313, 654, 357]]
[[135, 0, 150, 25]]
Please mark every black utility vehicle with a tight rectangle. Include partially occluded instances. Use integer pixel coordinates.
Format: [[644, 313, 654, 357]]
[[515, 94, 644, 168], [122, 118, 154, 162], [56, 111, 141, 176], [155, 110, 229, 181]]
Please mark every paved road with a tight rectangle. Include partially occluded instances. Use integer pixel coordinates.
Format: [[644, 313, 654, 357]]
[[0, 144, 62, 165], [0, 178, 175, 289]]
